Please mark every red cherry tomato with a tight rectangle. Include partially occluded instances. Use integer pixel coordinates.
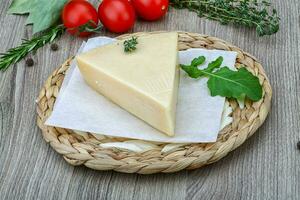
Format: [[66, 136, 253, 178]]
[[132, 0, 168, 21], [98, 0, 136, 33], [62, 0, 99, 37]]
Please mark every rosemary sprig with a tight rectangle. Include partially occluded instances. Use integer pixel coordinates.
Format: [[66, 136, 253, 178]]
[[170, 0, 280, 36], [0, 24, 65, 71], [123, 37, 138, 53]]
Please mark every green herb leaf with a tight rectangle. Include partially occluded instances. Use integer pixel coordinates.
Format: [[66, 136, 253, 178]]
[[8, 0, 68, 34], [191, 56, 206, 66], [205, 67, 262, 101], [180, 56, 221, 78], [180, 55, 206, 78], [124, 37, 138, 53], [180, 56, 263, 101], [180, 64, 204, 78], [204, 56, 223, 72]]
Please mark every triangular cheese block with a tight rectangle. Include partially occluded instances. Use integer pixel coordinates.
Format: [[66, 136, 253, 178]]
[[76, 32, 179, 136]]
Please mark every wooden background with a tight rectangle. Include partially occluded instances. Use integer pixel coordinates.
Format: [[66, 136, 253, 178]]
[[0, 0, 299, 199]]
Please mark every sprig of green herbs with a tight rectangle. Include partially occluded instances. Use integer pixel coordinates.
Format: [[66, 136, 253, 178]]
[[181, 56, 263, 101], [0, 25, 65, 71], [123, 37, 138, 53], [170, 0, 280, 36]]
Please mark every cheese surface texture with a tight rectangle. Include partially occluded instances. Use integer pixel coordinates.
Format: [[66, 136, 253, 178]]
[[76, 32, 179, 136]]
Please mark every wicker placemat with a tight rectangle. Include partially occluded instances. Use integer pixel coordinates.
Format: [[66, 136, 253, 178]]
[[36, 32, 272, 174]]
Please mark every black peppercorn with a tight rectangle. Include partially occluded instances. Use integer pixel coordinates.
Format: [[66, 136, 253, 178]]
[[50, 43, 59, 51], [297, 141, 300, 150], [25, 58, 34, 67]]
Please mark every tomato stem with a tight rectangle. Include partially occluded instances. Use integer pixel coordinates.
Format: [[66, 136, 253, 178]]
[[67, 20, 103, 36]]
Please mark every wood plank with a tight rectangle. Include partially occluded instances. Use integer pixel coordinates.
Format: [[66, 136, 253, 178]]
[[132, 172, 187, 200], [0, 1, 25, 103], [0, 102, 14, 190], [0, 0, 299, 199], [65, 168, 113, 200]]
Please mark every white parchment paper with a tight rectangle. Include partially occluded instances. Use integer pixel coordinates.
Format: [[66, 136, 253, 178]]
[[45, 37, 237, 143]]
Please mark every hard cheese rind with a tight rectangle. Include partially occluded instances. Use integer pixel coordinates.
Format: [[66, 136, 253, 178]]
[[76, 32, 179, 136]]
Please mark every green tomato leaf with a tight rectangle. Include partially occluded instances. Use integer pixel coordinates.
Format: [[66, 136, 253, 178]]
[[206, 67, 263, 101], [8, 0, 67, 33]]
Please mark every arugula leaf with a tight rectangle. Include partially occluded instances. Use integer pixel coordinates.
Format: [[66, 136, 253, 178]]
[[191, 56, 205, 66], [180, 56, 263, 102], [180, 56, 222, 78], [204, 67, 262, 101], [204, 56, 223, 73], [180, 56, 205, 78], [8, 0, 67, 33], [181, 56, 223, 77], [180, 64, 203, 78]]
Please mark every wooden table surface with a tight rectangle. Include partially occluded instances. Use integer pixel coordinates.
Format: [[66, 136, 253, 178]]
[[0, 0, 299, 199]]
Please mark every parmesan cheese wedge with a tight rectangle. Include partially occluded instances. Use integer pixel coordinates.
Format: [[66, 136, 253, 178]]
[[76, 32, 179, 136]]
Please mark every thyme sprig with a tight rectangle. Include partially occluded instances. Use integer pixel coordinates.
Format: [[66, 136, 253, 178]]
[[170, 0, 280, 36], [0, 24, 65, 71], [123, 37, 138, 53]]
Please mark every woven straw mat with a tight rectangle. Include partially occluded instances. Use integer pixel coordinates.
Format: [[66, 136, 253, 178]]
[[36, 32, 272, 174]]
